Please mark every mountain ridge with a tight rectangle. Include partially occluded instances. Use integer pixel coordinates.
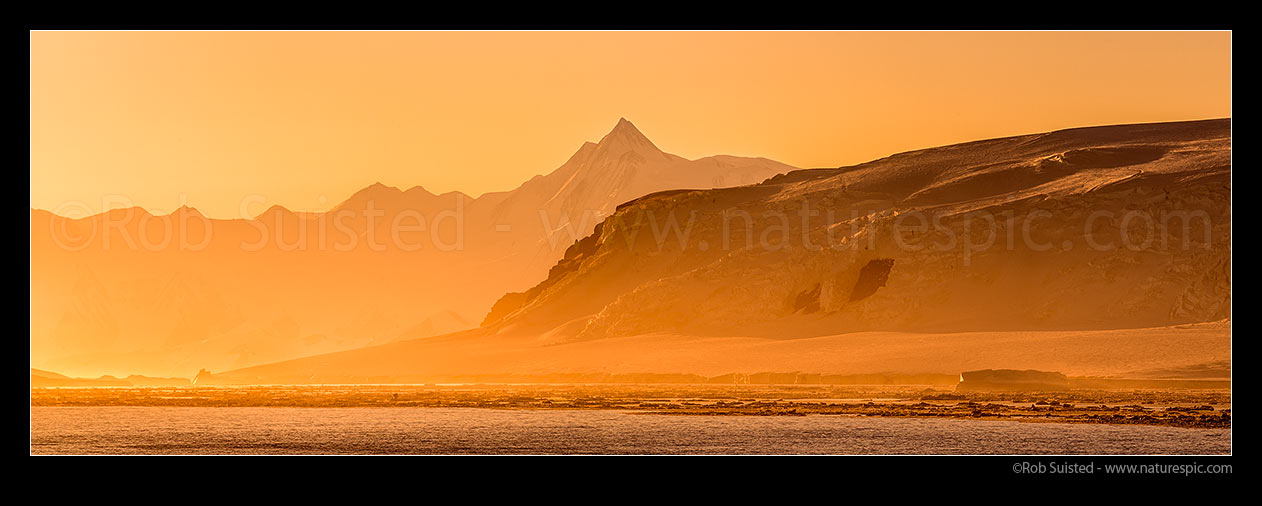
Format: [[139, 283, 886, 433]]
[[30, 118, 796, 378]]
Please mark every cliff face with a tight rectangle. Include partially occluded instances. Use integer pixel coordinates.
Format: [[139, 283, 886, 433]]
[[485, 119, 1231, 342]]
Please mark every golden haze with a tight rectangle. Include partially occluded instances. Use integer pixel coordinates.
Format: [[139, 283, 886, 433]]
[[30, 31, 1230, 218]]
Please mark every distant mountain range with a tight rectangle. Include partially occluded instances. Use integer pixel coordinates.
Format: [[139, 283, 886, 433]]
[[196, 119, 1231, 385], [30, 119, 795, 377], [30, 368, 189, 387]]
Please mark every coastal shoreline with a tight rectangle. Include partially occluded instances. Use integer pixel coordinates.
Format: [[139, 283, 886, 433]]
[[30, 384, 1231, 429]]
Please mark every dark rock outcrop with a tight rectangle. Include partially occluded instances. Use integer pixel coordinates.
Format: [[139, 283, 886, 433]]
[[956, 369, 1070, 392]]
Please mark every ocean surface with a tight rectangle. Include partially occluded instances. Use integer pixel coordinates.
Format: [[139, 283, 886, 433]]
[[30, 407, 1231, 455]]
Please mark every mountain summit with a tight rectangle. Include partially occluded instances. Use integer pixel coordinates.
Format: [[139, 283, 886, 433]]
[[485, 118, 795, 264], [594, 117, 664, 158]]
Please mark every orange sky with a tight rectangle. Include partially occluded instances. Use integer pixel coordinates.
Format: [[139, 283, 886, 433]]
[[30, 31, 1231, 219]]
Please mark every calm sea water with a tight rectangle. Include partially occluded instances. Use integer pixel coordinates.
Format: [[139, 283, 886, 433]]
[[30, 407, 1230, 455]]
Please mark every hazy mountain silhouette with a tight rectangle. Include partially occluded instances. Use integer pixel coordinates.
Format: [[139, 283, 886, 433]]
[[30, 118, 794, 377]]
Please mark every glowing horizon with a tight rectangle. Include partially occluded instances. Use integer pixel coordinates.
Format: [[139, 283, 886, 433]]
[[31, 31, 1231, 218]]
